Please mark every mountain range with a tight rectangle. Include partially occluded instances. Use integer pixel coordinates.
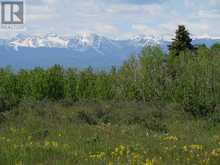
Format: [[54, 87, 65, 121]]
[[0, 32, 220, 69]]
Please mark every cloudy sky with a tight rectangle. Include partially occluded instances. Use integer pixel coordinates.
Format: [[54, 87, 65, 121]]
[[1, 0, 220, 39]]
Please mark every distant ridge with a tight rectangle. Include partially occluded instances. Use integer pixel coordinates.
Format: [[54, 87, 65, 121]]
[[0, 33, 219, 69]]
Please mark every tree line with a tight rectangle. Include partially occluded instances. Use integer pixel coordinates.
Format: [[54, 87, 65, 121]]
[[1, 25, 220, 116]]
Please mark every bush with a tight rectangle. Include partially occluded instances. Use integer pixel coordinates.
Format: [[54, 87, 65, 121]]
[[126, 105, 168, 133], [182, 94, 216, 117], [0, 95, 18, 112], [77, 110, 98, 125]]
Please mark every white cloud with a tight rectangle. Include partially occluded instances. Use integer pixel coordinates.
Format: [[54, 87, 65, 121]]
[[95, 25, 121, 35], [197, 9, 220, 19], [131, 24, 159, 36], [1, 0, 220, 39], [106, 3, 161, 16]]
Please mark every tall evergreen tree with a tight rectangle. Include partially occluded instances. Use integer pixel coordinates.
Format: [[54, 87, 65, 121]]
[[169, 25, 194, 56]]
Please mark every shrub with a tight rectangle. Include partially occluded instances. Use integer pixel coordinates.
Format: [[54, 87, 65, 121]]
[[182, 93, 216, 117], [77, 110, 98, 125]]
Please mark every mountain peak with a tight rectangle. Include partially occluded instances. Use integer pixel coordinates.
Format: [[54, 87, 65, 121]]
[[5, 32, 220, 51], [75, 32, 97, 38]]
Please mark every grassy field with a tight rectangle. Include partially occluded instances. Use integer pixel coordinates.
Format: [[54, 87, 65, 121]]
[[0, 102, 220, 165]]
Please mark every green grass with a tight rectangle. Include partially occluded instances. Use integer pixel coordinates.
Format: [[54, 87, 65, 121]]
[[0, 102, 220, 165]]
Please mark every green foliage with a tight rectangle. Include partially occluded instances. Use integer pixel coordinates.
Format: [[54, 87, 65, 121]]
[[76, 67, 96, 100], [64, 68, 78, 101], [169, 25, 194, 56], [211, 43, 220, 51], [29, 68, 47, 100], [119, 55, 141, 100], [94, 71, 114, 100], [139, 46, 167, 102], [46, 65, 65, 100], [211, 43, 220, 57], [166, 51, 218, 116], [0, 35, 220, 117], [0, 68, 19, 112]]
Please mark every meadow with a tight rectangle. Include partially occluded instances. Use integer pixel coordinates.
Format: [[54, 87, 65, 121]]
[[0, 101, 220, 165]]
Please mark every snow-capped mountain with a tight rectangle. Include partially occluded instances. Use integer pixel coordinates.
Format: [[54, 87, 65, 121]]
[[8, 32, 162, 50], [6, 33, 220, 50], [9, 33, 69, 49], [131, 35, 162, 47], [0, 33, 219, 69], [67, 32, 119, 54]]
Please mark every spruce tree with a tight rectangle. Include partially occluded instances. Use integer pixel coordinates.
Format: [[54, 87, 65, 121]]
[[169, 25, 194, 56]]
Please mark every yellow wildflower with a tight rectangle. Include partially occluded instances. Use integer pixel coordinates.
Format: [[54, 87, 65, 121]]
[[143, 159, 154, 165], [163, 136, 178, 141], [189, 144, 203, 150]]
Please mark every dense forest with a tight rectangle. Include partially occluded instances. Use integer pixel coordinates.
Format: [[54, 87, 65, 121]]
[[1, 25, 220, 117]]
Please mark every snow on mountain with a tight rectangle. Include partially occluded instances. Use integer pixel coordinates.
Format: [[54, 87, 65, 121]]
[[8, 32, 166, 50], [5, 32, 220, 51], [0, 32, 220, 69], [68, 32, 107, 53], [131, 35, 162, 47], [5, 32, 220, 54], [9, 33, 69, 49], [7, 32, 167, 57]]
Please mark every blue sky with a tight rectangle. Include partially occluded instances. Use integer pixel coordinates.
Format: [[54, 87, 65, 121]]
[[1, 0, 220, 39]]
